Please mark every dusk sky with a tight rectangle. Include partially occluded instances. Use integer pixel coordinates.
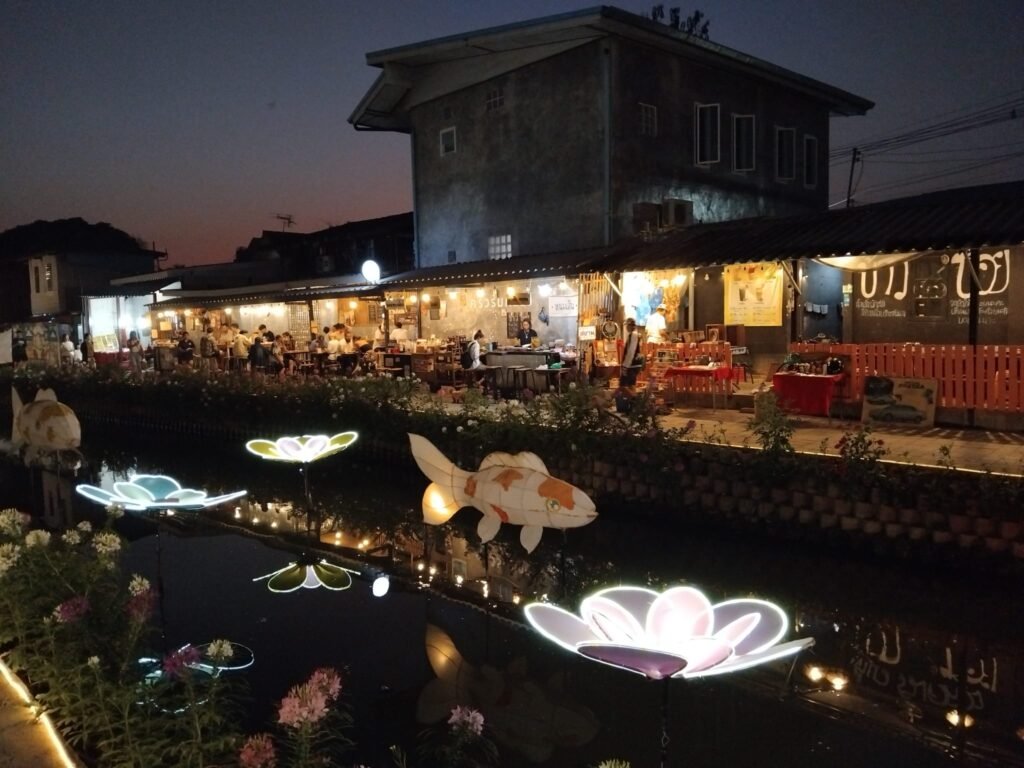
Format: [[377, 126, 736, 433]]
[[3, 1, 1022, 266]]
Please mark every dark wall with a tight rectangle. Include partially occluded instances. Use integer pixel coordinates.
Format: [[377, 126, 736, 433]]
[[412, 43, 606, 267], [611, 39, 831, 238], [799, 259, 843, 340], [851, 247, 1020, 344], [0, 262, 31, 322]]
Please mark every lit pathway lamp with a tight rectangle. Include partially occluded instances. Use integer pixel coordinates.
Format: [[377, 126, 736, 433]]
[[245, 432, 358, 537], [525, 585, 814, 767]]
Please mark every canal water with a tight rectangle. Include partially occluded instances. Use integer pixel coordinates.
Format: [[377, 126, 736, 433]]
[[4, 427, 1023, 767]]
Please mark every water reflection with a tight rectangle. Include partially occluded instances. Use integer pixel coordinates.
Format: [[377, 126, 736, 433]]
[[5, 429, 1024, 767]]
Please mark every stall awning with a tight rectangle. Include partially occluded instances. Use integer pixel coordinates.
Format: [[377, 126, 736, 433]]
[[597, 180, 1024, 272], [379, 245, 621, 288], [147, 282, 384, 310]]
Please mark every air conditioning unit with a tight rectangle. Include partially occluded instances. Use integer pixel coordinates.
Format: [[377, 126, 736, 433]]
[[661, 199, 693, 228]]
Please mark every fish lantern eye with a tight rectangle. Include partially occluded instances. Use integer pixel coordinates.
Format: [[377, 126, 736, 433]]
[[545, 498, 561, 513]]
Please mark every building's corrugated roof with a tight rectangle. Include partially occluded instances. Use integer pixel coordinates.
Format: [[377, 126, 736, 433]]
[[380, 246, 615, 287], [602, 181, 1024, 271]]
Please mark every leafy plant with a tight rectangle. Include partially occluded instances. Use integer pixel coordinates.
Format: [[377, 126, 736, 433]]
[[833, 426, 890, 495]]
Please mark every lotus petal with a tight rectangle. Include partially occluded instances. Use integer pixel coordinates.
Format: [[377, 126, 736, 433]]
[[711, 599, 788, 656], [166, 489, 208, 505], [313, 562, 354, 590], [712, 612, 761, 650], [581, 595, 647, 645], [245, 439, 282, 459], [266, 565, 308, 592], [577, 643, 688, 679], [113, 481, 156, 504], [647, 586, 714, 647], [674, 636, 734, 674], [134, 475, 184, 499], [277, 437, 305, 459], [684, 637, 815, 679], [327, 432, 358, 451], [524, 604, 601, 652], [199, 491, 248, 508], [591, 587, 658, 624], [75, 486, 118, 506]]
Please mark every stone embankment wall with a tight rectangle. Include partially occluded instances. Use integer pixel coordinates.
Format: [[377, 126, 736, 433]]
[[75, 404, 1024, 568]]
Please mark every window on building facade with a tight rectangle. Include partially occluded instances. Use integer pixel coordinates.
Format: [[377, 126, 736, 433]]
[[639, 103, 658, 137], [33, 266, 40, 294], [440, 127, 457, 156], [44, 263, 54, 292], [485, 88, 504, 112], [694, 103, 720, 165], [732, 114, 755, 172], [803, 136, 819, 188], [447, 249, 457, 264], [488, 234, 512, 260], [775, 127, 796, 180]]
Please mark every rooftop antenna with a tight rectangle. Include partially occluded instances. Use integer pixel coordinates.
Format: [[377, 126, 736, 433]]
[[274, 213, 296, 230]]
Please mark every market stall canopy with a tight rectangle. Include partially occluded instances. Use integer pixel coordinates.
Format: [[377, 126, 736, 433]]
[[147, 276, 384, 310], [379, 245, 625, 289], [597, 180, 1024, 272]]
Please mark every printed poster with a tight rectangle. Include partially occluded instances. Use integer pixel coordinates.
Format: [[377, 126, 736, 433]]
[[861, 375, 937, 428], [723, 263, 783, 327]]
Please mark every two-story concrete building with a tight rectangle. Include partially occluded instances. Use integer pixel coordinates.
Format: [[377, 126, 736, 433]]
[[350, 6, 872, 268]]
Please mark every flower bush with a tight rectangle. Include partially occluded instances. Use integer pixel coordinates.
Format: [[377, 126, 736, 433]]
[[833, 425, 889, 496], [389, 705, 498, 768], [0, 506, 243, 766]]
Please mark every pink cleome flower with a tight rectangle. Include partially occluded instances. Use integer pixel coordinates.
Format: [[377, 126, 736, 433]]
[[239, 733, 277, 768], [448, 705, 485, 736], [277, 667, 342, 729], [162, 645, 202, 680], [126, 589, 157, 623], [53, 595, 90, 624]]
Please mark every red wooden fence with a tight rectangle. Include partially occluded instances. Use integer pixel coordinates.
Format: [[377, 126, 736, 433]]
[[790, 343, 1024, 412]]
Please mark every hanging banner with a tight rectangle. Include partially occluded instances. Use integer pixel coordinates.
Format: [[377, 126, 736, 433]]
[[723, 263, 783, 327], [548, 295, 578, 317]]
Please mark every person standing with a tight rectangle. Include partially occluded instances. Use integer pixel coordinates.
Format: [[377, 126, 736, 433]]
[[646, 304, 667, 344], [620, 318, 643, 387], [80, 333, 95, 369], [467, 329, 485, 369], [516, 318, 539, 347], [60, 333, 76, 368], [199, 326, 219, 373], [127, 331, 144, 375]]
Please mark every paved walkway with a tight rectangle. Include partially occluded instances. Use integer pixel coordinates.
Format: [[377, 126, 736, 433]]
[[0, 658, 79, 767], [661, 403, 1024, 476]]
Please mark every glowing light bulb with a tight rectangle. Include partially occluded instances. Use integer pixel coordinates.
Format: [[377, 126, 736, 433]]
[[806, 666, 824, 683], [455, 575, 464, 586], [448, 291, 458, 300], [417, 562, 425, 572], [538, 283, 552, 297], [225, 307, 233, 315], [827, 673, 848, 691], [506, 286, 516, 297], [421, 293, 430, 302], [476, 288, 485, 298], [672, 274, 686, 286], [372, 575, 390, 597], [408, 294, 418, 304], [349, 300, 358, 310]]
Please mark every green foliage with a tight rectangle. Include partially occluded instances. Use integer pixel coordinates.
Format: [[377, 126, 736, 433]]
[[0, 509, 244, 767], [833, 426, 890, 495], [747, 390, 794, 457]]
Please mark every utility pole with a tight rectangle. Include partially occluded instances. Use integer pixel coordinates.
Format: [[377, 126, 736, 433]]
[[845, 147, 860, 208]]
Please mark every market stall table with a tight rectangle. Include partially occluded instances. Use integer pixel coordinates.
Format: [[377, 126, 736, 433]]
[[772, 372, 846, 417], [664, 365, 733, 408]]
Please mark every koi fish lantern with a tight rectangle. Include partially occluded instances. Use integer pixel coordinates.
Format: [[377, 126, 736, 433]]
[[12, 387, 81, 454], [408, 433, 597, 553]]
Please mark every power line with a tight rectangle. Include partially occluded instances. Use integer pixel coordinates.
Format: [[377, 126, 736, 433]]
[[851, 151, 1024, 198]]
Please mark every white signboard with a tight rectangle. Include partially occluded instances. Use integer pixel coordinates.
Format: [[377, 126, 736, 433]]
[[578, 325, 597, 341], [548, 295, 578, 317]]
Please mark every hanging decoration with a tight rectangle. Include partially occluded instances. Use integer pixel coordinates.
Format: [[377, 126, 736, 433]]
[[408, 433, 597, 553], [524, 585, 813, 680], [76, 474, 246, 511]]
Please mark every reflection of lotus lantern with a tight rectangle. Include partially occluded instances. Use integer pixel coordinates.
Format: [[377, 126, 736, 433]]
[[244, 433, 357, 463], [253, 558, 359, 593], [76, 474, 246, 511], [525, 586, 812, 680]]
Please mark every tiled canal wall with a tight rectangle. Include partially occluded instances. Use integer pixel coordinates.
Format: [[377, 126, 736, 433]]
[[73, 403, 1024, 567]]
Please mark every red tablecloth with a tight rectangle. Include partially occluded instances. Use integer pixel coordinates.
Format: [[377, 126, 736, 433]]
[[664, 365, 732, 381], [772, 372, 845, 416]]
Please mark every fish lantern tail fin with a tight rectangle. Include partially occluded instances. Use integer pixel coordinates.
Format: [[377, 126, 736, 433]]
[[409, 434, 470, 525]]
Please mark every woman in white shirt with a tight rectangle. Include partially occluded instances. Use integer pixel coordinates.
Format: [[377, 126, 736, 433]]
[[468, 329, 485, 369]]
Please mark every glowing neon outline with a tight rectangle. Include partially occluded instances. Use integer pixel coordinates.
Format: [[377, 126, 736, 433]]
[[252, 559, 361, 593], [76, 474, 246, 511], [524, 585, 813, 680], [244, 432, 358, 464]]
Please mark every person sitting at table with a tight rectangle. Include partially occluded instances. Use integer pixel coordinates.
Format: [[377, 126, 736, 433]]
[[280, 331, 296, 352], [258, 324, 275, 343], [269, 334, 289, 377], [176, 331, 196, 368], [248, 333, 269, 373], [620, 318, 642, 388], [467, 329, 485, 370], [233, 329, 253, 371], [516, 318, 539, 347]]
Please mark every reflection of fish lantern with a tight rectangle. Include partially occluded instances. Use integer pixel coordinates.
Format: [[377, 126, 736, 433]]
[[12, 387, 81, 452], [408, 434, 597, 553]]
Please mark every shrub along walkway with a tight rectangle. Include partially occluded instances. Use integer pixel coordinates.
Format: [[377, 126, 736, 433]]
[[662, 405, 1024, 476]]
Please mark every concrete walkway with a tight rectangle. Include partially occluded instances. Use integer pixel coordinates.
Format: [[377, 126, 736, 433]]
[[0, 658, 79, 767], [661, 403, 1024, 476]]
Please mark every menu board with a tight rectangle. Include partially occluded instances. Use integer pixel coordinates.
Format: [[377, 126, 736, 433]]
[[723, 263, 783, 327]]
